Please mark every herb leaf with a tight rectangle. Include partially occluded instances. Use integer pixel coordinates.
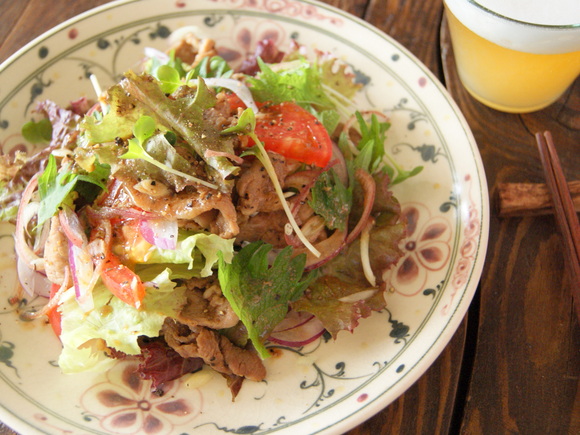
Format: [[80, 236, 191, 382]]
[[133, 115, 156, 145], [187, 55, 233, 80], [155, 64, 182, 94], [218, 242, 313, 359], [21, 118, 52, 144], [309, 169, 352, 231], [343, 111, 423, 185], [354, 112, 389, 174], [37, 155, 109, 225]]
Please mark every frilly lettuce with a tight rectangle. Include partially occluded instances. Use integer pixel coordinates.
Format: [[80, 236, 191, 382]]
[[58, 268, 186, 373]]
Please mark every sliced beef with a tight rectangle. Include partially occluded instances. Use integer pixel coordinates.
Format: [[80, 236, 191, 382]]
[[162, 319, 266, 382], [100, 172, 239, 238], [235, 152, 288, 216], [169, 34, 217, 67], [177, 277, 239, 330], [236, 210, 288, 248], [43, 215, 70, 286]]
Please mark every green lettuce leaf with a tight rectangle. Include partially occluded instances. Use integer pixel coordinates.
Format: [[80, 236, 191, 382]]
[[246, 58, 335, 110], [58, 268, 186, 373], [120, 71, 238, 187], [292, 275, 386, 339], [81, 71, 238, 188], [317, 55, 362, 100], [142, 232, 235, 277], [21, 118, 52, 144], [80, 83, 147, 144]]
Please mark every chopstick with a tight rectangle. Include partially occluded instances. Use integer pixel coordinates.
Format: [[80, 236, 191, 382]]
[[535, 131, 580, 323]]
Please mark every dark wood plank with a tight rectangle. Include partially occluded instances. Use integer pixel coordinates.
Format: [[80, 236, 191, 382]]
[[0, 0, 30, 48], [440, 15, 580, 435], [0, 0, 110, 63]]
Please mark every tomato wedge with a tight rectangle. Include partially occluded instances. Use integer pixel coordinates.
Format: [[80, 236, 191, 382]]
[[99, 251, 146, 309], [47, 283, 62, 337], [254, 102, 332, 168], [88, 217, 146, 309], [227, 94, 333, 168]]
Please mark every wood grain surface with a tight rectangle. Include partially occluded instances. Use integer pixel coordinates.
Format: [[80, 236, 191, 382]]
[[0, 0, 578, 434]]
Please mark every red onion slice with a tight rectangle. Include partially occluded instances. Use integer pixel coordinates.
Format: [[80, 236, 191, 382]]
[[330, 142, 349, 186], [302, 229, 347, 271], [269, 311, 325, 347], [88, 206, 157, 220], [14, 173, 44, 271], [59, 207, 87, 248], [345, 168, 376, 245], [17, 255, 52, 298], [68, 241, 95, 312], [139, 218, 178, 250]]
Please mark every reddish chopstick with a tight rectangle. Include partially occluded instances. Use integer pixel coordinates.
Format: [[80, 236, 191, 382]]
[[535, 131, 580, 323]]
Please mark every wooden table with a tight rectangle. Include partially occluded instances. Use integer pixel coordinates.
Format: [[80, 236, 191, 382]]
[[0, 0, 578, 434]]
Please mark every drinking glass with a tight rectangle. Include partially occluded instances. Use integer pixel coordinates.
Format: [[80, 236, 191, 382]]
[[444, 0, 580, 113]]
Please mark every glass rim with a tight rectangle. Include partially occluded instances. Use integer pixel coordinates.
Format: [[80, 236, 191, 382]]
[[468, 0, 580, 29]]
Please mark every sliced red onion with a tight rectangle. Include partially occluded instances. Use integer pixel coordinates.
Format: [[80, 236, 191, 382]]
[[345, 168, 376, 245], [68, 241, 95, 312], [59, 207, 87, 248], [14, 173, 44, 272], [23, 268, 70, 320], [269, 311, 325, 347], [88, 206, 157, 220], [302, 229, 347, 271], [203, 77, 259, 113], [330, 142, 349, 186], [17, 255, 52, 298], [33, 217, 51, 255], [204, 149, 245, 165], [139, 218, 178, 250]]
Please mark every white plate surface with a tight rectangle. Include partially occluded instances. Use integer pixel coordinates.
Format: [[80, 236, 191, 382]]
[[0, 1, 489, 434]]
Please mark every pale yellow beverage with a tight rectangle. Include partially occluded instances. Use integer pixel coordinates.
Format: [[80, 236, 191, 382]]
[[444, 0, 580, 113]]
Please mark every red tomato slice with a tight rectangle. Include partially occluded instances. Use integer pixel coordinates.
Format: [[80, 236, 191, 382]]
[[47, 283, 62, 337], [254, 102, 332, 168], [226, 93, 247, 113], [226, 94, 333, 168], [100, 253, 146, 309], [87, 216, 146, 309]]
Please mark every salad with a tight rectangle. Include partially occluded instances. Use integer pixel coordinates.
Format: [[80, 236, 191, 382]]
[[0, 32, 420, 397]]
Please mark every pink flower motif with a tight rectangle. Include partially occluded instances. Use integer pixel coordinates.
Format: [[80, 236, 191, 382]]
[[387, 202, 452, 296], [442, 174, 481, 314], [80, 360, 202, 435], [214, 17, 288, 67]]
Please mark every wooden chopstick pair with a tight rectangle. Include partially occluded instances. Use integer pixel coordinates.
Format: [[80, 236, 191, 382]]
[[535, 131, 580, 323]]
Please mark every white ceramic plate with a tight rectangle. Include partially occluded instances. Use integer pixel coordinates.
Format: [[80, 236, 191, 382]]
[[0, 0, 489, 434]]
